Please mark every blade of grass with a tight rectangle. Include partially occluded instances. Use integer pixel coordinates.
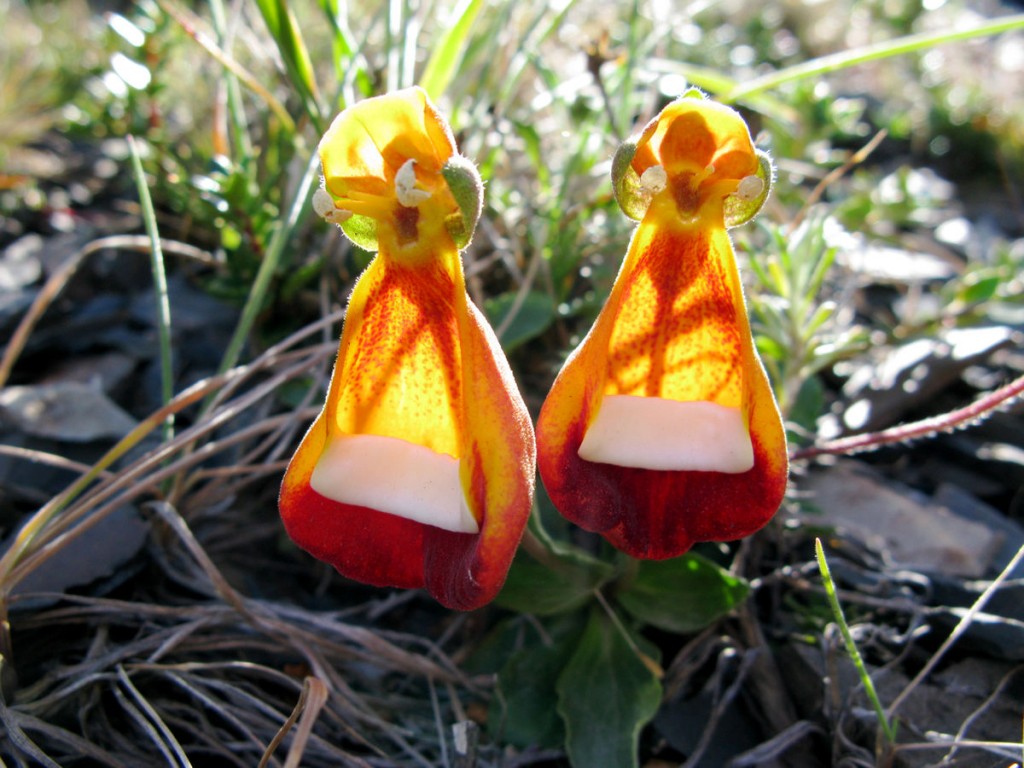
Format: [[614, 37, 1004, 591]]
[[0, 367, 243, 595], [723, 13, 1024, 102], [495, 0, 580, 109], [888, 541, 1024, 722], [259, 677, 329, 768], [401, 0, 419, 90], [316, 0, 373, 103], [612, 0, 641, 138], [386, 0, 404, 92], [208, 0, 252, 158], [418, 0, 484, 99], [116, 666, 191, 768], [815, 538, 897, 746], [156, 0, 295, 134], [216, 150, 321, 378], [252, 0, 324, 130], [127, 136, 174, 445]]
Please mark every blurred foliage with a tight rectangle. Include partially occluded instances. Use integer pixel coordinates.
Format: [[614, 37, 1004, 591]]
[[745, 211, 870, 432]]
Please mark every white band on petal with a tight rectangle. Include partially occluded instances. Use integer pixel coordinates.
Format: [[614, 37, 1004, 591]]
[[578, 395, 754, 473], [310, 434, 478, 533]]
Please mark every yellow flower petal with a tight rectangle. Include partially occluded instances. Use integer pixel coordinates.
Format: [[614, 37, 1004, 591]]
[[537, 93, 788, 560], [281, 88, 535, 610]]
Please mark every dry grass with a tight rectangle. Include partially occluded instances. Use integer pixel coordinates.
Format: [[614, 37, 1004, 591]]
[[0, 272, 492, 766]]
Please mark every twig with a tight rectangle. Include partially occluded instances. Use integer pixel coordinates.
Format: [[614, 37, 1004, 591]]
[[940, 665, 1023, 765], [586, 33, 624, 143], [887, 542, 1024, 721], [259, 676, 330, 768], [0, 445, 115, 480], [492, 239, 545, 343], [788, 128, 888, 232]]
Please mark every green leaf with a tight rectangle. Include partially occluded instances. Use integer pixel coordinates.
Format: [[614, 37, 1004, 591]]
[[787, 374, 825, 434], [465, 615, 536, 674], [754, 334, 787, 363], [556, 609, 662, 768], [491, 613, 585, 748], [484, 290, 556, 350], [526, 498, 612, 573], [496, 550, 609, 616], [496, 506, 614, 615], [958, 273, 1001, 306], [616, 553, 749, 634], [419, 0, 484, 99]]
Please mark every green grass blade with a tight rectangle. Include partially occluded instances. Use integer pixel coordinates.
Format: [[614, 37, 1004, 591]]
[[724, 13, 1024, 102], [419, 0, 484, 99], [496, 0, 580, 108], [317, 0, 373, 103], [252, 0, 323, 129], [400, 1, 419, 89], [157, 0, 296, 134], [386, 0, 404, 92], [217, 151, 321, 378], [612, 0, 642, 137], [208, 0, 252, 157], [815, 538, 897, 744], [127, 136, 174, 444]]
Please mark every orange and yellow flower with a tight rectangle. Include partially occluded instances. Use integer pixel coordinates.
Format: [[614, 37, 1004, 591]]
[[536, 92, 788, 560], [279, 87, 536, 610]]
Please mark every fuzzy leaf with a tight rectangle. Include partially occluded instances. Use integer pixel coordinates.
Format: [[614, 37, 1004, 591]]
[[490, 613, 584, 748], [556, 610, 661, 768], [616, 553, 749, 634], [484, 291, 556, 350], [496, 549, 611, 616]]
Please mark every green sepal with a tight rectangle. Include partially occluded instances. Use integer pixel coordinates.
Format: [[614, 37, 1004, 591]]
[[723, 148, 773, 228], [442, 154, 483, 249], [339, 214, 379, 252], [610, 137, 643, 221], [611, 137, 647, 221]]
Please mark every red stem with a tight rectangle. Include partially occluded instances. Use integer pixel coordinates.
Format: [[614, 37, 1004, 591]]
[[791, 372, 1024, 461]]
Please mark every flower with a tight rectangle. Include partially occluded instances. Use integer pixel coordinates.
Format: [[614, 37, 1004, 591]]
[[280, 87, 536, 610], [536, 92, 788, 560]]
